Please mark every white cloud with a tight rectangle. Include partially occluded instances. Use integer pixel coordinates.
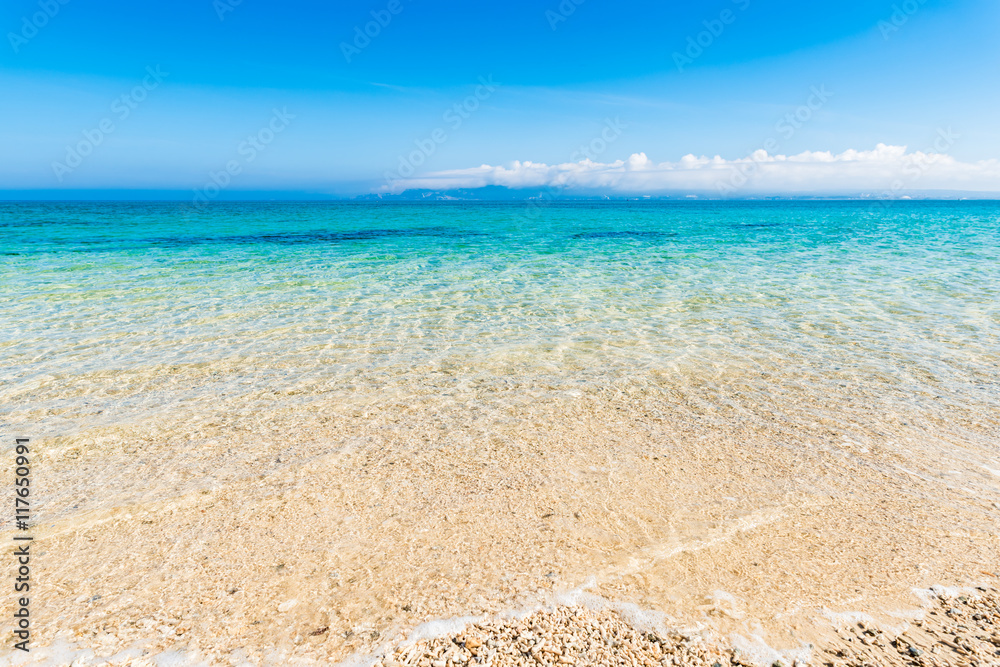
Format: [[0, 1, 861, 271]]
[[381, 144, 1000, 196]]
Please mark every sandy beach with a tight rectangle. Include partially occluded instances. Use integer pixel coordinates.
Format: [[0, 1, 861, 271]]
[[5, 378, 1000, 666], [2, 201, 999, 666]]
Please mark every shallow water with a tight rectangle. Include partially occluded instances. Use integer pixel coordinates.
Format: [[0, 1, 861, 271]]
[[5, 201, 999, 430], [1, 201, 999, 664]]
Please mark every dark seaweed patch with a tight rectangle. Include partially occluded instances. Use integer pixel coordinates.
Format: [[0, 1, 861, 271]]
[[572, 230, 678, 240], [8, 226, 484, 253], [143, 226, 481, 248]]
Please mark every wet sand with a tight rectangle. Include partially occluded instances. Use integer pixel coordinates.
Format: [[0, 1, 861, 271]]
[[3, 378, 999, 666], [376, 587, 1000, 666]]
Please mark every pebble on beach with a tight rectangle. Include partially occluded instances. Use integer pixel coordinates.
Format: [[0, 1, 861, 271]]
[[377, 587, 1000, 667], [818, 586, 1000, 667], [378, 605, 724, 667]]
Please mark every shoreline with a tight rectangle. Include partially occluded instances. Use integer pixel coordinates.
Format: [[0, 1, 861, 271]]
[[4, 584, 998, 666], [3, 386, 999, 666], [373, 585, 1000, 667]]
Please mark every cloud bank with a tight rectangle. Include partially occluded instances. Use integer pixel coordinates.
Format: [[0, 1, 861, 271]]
[[382, 143, 1000, 196]]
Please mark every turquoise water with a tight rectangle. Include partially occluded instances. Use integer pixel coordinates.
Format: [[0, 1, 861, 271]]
[[2, 201, 999, 441]]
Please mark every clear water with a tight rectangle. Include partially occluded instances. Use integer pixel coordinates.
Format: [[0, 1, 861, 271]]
[[3, 201, 998, 438]]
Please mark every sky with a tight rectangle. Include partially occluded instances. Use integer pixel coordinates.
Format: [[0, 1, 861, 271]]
[[1, 0, 999, 198]]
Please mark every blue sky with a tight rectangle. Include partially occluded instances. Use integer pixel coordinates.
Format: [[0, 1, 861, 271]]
[[1, 0, 999, 196]]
